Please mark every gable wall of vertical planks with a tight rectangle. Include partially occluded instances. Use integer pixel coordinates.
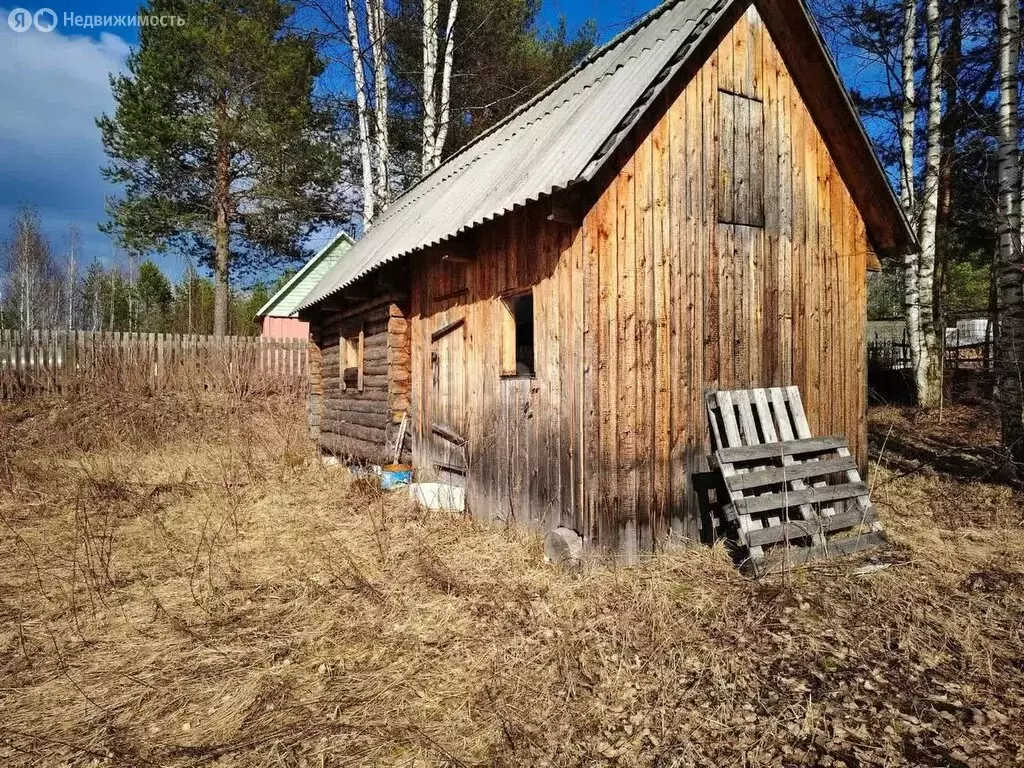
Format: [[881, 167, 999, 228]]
[[409, 6, 869, 556]]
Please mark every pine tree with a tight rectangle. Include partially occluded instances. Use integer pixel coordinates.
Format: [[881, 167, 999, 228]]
[[99, 0, 343, 336]]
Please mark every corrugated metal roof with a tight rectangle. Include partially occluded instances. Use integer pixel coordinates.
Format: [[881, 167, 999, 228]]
[[300, 0, 731, 310]]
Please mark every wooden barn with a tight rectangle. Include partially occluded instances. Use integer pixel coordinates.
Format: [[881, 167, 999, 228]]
[[299, 0, 915, 554]]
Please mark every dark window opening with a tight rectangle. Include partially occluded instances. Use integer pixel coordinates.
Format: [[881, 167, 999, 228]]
[[502, 291, 535, 377]]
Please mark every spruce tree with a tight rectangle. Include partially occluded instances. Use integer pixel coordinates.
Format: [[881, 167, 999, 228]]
[[99, 0, 343, 336], [136, 260, 173, 331]]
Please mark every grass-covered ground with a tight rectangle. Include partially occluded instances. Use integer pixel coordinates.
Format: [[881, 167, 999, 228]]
[[1, 392, 1022, 766]]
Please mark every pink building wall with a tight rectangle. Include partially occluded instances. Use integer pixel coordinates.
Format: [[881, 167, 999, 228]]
[[260, 315, 310, 340]]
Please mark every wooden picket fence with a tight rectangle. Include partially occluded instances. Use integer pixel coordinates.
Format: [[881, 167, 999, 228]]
[[0, 329, 309, 399]]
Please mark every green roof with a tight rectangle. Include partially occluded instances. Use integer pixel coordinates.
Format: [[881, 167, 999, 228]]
[[256, 232, 355, 318]]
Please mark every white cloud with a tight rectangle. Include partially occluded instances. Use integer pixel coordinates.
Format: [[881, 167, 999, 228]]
[[0, 17, 130, 260], [0, 20, 336, 282]]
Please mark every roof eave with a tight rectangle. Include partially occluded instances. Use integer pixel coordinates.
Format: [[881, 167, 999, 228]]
[[255, 231, 355, 318], [755, 0, 917, 255]]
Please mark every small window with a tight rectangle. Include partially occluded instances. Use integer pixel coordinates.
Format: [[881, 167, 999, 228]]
[[340, 327, 364, 391], [501, 291, 535, 377]]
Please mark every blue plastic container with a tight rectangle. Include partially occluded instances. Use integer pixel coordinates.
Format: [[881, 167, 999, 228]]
[[381, 464, 413, 489]]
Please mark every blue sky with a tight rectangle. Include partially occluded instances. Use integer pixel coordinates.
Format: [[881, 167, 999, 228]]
[[0, 0, 877, 285]]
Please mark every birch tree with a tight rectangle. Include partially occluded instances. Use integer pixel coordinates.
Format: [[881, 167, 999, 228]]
[[912, 0, 943, 408], [900, 0, 929, 409], [421, 0, 439, 173], [429, 0, 459, 170], [66, 225, 79, 331], [900, 0, 917, 217], [346, 0, 376, 224], [996, 0, 1024, 473], [421, 0, 459, 173], [315, 0, 590, 212], [366, 0, 390, 208], [3, 206, 60, 331]]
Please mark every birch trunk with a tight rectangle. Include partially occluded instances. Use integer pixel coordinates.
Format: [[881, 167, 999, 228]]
[[901, 0, 925, 413], [900, 0, 917, 217], [421, 0, 439, 174], [346, 0, 375, 226], [366, 0, 389, 208], [913, 0, 942, 408], [997, 0, 1024, 474], [66, 228, 78, 332], [429, 0, 458, 170]]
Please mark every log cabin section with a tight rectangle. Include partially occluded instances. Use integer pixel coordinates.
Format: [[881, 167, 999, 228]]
[[307, 265, 412, 463], [409, 6, 884, 554]]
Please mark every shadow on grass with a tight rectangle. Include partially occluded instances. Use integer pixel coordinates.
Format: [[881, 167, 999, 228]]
[[868, 403, 1004, 485]]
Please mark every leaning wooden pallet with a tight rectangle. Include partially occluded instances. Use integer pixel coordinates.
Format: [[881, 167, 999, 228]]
[[706, 386, 885, 572]]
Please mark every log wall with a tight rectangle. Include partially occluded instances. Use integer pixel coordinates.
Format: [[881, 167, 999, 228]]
[[410, 7, 870, 554], [308, 337, 324, 439], [311, 297, 411, 463]]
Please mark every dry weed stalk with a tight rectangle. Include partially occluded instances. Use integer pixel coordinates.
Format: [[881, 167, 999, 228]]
[[0, 393, 1022, 766]]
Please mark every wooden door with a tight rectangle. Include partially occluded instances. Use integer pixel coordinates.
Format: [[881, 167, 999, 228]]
[[430, 316, 467, 473]]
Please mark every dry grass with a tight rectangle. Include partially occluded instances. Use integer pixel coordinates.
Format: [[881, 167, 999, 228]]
[[1, 394, 1023, 766]]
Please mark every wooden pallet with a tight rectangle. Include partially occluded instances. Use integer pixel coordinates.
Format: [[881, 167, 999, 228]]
[[705, 386, 884, 570]]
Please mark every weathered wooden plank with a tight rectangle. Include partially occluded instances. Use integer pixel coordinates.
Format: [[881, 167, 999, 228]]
[[724, 455, 858, 491], [715, 435, 847, 463], [718, 224, 734, 388], [636, 125, 655, 553], [320, 410, 389, 429], [729, 481, 869, 517], [711, 390, 742, 446], [668, 81, 689, 541], [571, 210, 585, 532], [322, 398, 389, 415], [616, 138, 639, 556], [432, 422, 467, 446], [749, 91, 765, 228], [718, 91, 736, 224], [601, 150, 621, 549], [583, 189, 602, 543], [754, 531, 889, 574], [323, 375, 388, 391], [653, 95, 672, 544], [733, 389, 759, 444], [708, 390, 766, 558], [744, 505, 877, 548], [734, 94, 751, 224]]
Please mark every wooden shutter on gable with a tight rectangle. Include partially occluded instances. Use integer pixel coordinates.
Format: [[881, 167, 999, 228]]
[[718, 90, 766, 228]]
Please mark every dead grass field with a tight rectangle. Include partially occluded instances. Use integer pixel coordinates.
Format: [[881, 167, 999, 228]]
[[1, 393, 1023, 766]]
